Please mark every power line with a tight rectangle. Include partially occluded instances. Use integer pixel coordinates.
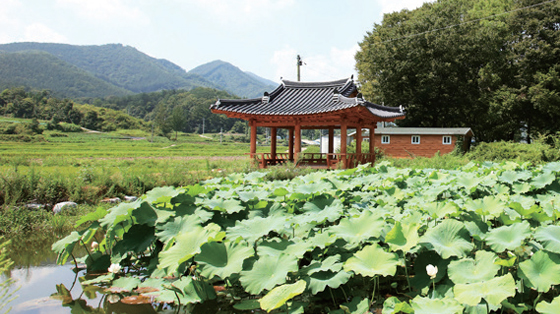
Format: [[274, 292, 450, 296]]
[[377, 0, 558, 44]]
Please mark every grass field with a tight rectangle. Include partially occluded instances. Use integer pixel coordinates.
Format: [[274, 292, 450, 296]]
[[0, 130, 289, 209]]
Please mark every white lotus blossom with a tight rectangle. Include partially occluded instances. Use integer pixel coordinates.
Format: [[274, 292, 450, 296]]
[[91, 241, 99, 250], [426, 264, 438, 279], [107, 294, 120, 304], [108, 263, 121, 274]]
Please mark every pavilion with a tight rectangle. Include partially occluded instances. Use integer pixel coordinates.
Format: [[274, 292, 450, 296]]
[[210, 77, 405, 169]]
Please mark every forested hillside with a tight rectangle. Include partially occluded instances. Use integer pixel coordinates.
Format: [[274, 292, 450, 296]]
[[0, 43, 275, 99], [0, 86, 242, 137], [356, 0, 560, 143], [0, 42, 220, 94], [188, 60, 277, 98], [0, 51, 132, 98]]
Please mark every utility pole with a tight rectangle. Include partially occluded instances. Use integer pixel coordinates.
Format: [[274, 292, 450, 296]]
[[202, 118, 205, 135], [297, 55, 303, 82]]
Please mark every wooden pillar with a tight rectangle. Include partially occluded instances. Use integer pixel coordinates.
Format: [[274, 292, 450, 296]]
[[341, 123, 347, 169], [289, 127, 294, 161], [294, 123, 301, 161], [250, 120, 257, 154], [328, 127, 334, 154], [356, 126, 362, 155], [370, 127, 376, 163], [270, 127, 277, 160]]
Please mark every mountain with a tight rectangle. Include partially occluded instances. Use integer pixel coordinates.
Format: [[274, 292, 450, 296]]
[[188, 60, 277, 98], [0, 42, 219, 97], [0, 51, 132, 98], [244, 71, 278, 87], [0, 42, 276, 99]]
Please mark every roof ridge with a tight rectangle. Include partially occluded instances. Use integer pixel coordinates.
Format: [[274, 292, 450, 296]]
[[282, 78, 351, 88]]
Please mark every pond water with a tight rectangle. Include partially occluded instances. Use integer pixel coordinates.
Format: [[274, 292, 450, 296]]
[[2, 233, 245, 314], [2, 233, 164, 314]]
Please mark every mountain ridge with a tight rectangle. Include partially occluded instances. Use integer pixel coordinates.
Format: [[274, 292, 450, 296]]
[[0, 42, 274, 99]]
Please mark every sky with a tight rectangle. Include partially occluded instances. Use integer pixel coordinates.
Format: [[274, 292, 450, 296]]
[[0, 0, 434, 83]]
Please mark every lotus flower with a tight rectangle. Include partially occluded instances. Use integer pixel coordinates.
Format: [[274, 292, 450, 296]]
[[91, 241, 99, 250], [108, 263, 122, 274], [426, 264, 438, 279]]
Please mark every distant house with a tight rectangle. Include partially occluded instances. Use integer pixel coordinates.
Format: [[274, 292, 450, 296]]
[[373, 127, 474, 158]]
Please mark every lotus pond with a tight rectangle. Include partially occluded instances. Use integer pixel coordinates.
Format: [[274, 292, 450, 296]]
[[44, 161, 560, 313]]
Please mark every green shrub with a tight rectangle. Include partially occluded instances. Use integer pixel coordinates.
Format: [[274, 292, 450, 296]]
[[58, 122, 83, 133], [466, 140, 554, 164]]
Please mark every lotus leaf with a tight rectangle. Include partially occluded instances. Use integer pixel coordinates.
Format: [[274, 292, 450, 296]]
[[302, 255, 342, 275], [448, 250, 500, 284], [52, 231, 82, 265], [143, 186, 183, 204], [236, 189, 269, 202], [260, 280, 306, 312], [331, 297, 370, 314], [424, 202, 460, 219], [75, 207, 107, 228], [385, 221, 420, 253], [111, 277, 141, 292], [518, 250, 560, 292], [200, 198, 245, 214], [195, 241, 254, 279], [329, 211, 385, 246], [484, 221, 531, 252], [227, 214, 286, 243], [535, 296, 560, 314], [305, 270, 352, 294], [258, 238, 312, 259], [410, 296, 463, 314], [456, 173, 481, 192], [410, 250, 449, 289], [170, 276, 216, 304], [155, 215, 203, 243], [420, 219, 474, 259], [158, 224, 224, 275], [343, 244, 398, 277], [113, 224, 155, 254], [240, 254, 298, 295], [453, 273, 516, 307], [534, 225, 560, 254], [99, 200, 140, 228], [464, 196, 506, 219], [382, 296, 414, 314], [531, 172, 556, 189], [233, 299, 261, 310]]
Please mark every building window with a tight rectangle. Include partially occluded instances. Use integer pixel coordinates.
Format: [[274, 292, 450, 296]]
[[411, 135, 420, 144], [443, 136, 452, 145], [381, 135, 390, 144]]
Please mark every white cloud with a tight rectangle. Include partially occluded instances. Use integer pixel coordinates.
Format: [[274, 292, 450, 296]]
[[56, 0, 148, 24], [23, 23, 68, 43], [0, 0, 23, 43], [190, 0, 294, 22], [379, 0, 434, 15], [272, 45, 359, 82]]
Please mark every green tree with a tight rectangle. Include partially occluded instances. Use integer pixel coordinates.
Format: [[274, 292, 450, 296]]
[[355, 0, 560, 142], [169, 105, 188, 140]]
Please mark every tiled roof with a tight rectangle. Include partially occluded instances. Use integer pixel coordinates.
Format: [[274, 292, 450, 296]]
[[375, 127, 474, 136], [210, 77, 405, 119]]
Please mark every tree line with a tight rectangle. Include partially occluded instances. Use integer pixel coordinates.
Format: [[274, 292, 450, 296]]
[[356, 0, 560, 142], [0, 86, 245, 139]]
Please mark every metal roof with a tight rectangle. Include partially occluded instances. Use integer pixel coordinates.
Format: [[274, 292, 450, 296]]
[[210, 77, 405, 119], [375, 127, 474, 136]]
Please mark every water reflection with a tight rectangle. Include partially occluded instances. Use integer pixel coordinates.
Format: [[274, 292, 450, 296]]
[[2, 232, 245, 314]]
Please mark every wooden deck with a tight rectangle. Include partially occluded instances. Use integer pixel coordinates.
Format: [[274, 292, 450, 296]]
[[249, 153, 375, 169]]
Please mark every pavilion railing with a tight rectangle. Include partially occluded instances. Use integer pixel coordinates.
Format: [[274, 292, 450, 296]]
[[325, 153, 376, 169], [249, 152, 375, 169], [248, 153, 290, 168]]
